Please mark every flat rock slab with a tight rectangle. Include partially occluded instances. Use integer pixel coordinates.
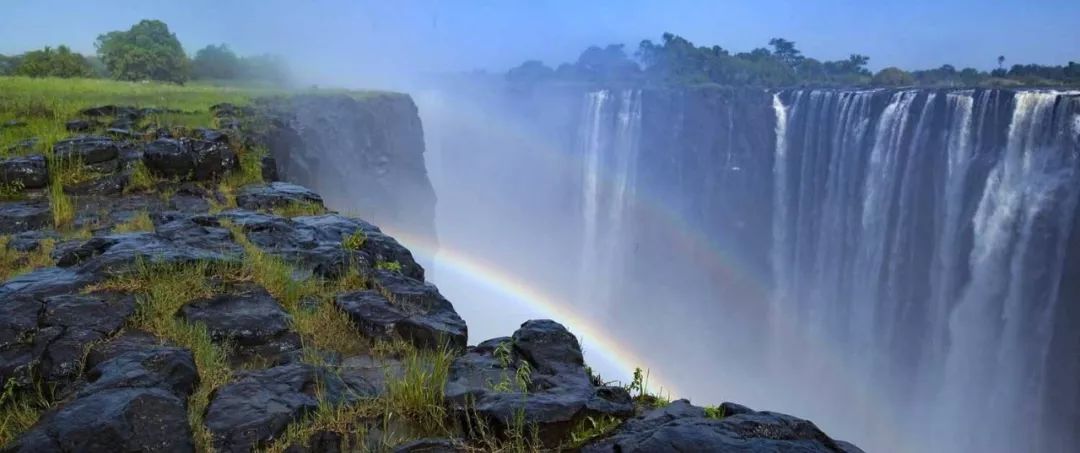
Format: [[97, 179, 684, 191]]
[[0, 155, 49, 189], [53, 135, 120, 164], [205, 363, 370, 453], [143, 138, 238, 181], [179, 285, 301, 364], [0, 201, 51, 234], [235, 182, 324, 211], [335, 270, 467, 350], [582, 399, 865, 453], [444, 320, 632, 447]]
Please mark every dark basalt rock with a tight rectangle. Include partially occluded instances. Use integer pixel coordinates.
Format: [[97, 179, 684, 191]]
[[0, 201, 51, 234], [179, 285, 301, 363], [581, 399, 865, 453], [0, 155, 49, 189], [444, 320, 632, 447], [0, 267, 100, 300], [336, 286, 466, 351], [6, 138, 39, 154], [294, 214, 424, 281], [79, 346, 198, 398], [3, 388, 195, 453], [393, 438, 466, 452], [204, 363, 369, 452], [195, 128, 230, 144], [142, 138, 239, 181], [261, 155, 280, 181], [64, 173, 128, 196], [0, 293, 135, 393], [65, 119, 96, 132], [235, 182, 324, 211], [53, 135, 119, 164], [54, 223, 241, 276]]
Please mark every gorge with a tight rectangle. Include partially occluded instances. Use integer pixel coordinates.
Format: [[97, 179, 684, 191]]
[[419, 85, 1080, 452]]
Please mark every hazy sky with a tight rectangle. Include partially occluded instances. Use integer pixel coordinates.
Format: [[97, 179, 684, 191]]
[[2, 0, 1078, 87]]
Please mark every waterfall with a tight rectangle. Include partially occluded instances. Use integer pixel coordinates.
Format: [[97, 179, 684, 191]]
[[577, 89, 642, 311], [771, 89, 1080, 452]]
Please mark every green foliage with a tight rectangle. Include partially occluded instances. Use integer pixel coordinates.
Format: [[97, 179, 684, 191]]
[[12, 46, 93, 78], [567, 415, 622, 448], [0, 55, 20, 76], [384, 343, 455, 431], [376, 260, 403, 273], [872, 67, 916, 87], [704, 405, 726, 419], [112, 210, 154, 233], [192, 44, 241, 80], [0, 236, 56, 283], [626, 367, 669, 409], [0, 377, 54, 446], [95, 19, 190, 83], [342, 230, 367, 251], [270, 200, 326, 218]]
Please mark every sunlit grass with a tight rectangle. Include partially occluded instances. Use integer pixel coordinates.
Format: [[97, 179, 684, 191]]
[[0, 378, 54, 446], [111, 210, 154, 233], [0, 236, 56, 282]]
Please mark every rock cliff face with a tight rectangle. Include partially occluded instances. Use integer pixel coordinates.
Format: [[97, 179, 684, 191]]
[[264, 94, 437, 248], [0, 93, 861, 452]]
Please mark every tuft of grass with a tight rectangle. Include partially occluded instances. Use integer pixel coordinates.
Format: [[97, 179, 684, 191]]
[[625, 367, 670, 410], [383, 343, 454, 429], [89, 260, 232, 452], [567, 415, 622, 449], [704, 405, 725, 419], [342, 230, 366, 251], [0, 378, 54, 446], [0, 236, 56, 281], [47, 177, 74, 228], [125, 160, 156, 193], [375, 260, 403, 273], [111, 211, 154, 233], [271, 201, 326, 218]]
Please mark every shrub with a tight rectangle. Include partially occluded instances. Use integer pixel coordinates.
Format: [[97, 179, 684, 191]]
[[95, 19, 190, 83], [12, 46, 93, 78]]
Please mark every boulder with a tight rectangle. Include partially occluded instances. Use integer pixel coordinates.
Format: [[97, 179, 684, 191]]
[[0, 155, 49, 189], [393, 438, 465, 452], [335, 287, 466, 351], [142, 138, 238, 181], [3, 388, 195, 453], [204, 363, 367, 452], [293, 215, 424, 281], [179, 285, 301, 363], [79, 346, 198, 398], [444, 320, 631, 447], [261, 155, 280, 181], [65, 119, 96, 132], [581, 399, 864, 453], [235, 182, 324, 211], [64, 173, 128, 196], [0, 201, 51, 234], [53, 135, 119, 164]]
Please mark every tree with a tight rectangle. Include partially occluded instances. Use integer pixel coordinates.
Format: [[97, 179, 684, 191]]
[[192, 44, 241, 79], [0, 54, 19, 76], [95, 19, 190, 83], [872, 67, 915, 86], [506, 60, 554, 85], [768, 38, 804, 67], [997, 55, 1005, 70], [12, 46, 93, 78]]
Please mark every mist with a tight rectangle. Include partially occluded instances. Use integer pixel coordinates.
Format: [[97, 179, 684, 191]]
[[6, 2, 1080, 452]]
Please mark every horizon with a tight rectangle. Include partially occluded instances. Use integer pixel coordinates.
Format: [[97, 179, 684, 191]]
[[2, 0, 1078, 88]]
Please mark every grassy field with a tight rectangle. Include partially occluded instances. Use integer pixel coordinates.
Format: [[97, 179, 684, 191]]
[[0, 76, 281, 157]]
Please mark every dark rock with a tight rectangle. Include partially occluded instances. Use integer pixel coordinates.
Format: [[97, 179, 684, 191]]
[[0, 155, 49, 189], [261, 155, 280, 181], [6, 138, 39, 154], [338, 354, 403, 397], [105, 128, 140, 139], [195, 128, 231, 144], [80, 105, 138, 118], [205, 363, 364, 452], [64, 173, 128, 196], [65, 119, 96, 132], [179, 286, 301, 363], [80, 346, 198, 398], [143, 138, 238, 181], [55, 225, 241, 276], [6, 230, 57, 253], [293, 215, 424, 281], [444, 320, 631, 447], [581, 399, 863, 453], [0, 267, 99, 300], [235, 182, 324, 211], [336, 286, 466, 350], [0, 201, 51, 234], [4, 388, 194, 453], [393, 438, 465, 453], [84, 330, 164, 370], [53, 135, 119, 164]]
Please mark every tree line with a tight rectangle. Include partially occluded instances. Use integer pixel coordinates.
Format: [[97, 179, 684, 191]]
[[0, 19, 289, 84], [507, 33, 1080, 88]]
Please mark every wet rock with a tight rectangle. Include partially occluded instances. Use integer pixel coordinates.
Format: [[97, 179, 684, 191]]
[[142, 138, 238, 181], [65, 119, 96, 132], [205, 363, 365, 452], [105, 128, 140, 139], [6, 230, 58, 253], [0, 267, 99, 300], [179, 286, 301, 363], [261, 155, 280, 181], [84, 330, 164, 370], [55, 223, 241, 276], [53, 135, 120, 164], [444, 320, 631, 447], [338, 354, 403, 397], [336, 285, 466, 350], [0, 154, 49, 189], [80, 105, 138, 118], [581, 399, 863, 453], [235, 182, 324, 211], [195, 128, 230, 144], [64, 173, 128, 196], [393, 438, 465, 453], [79, 346, 198, 398], [294, 215, 424, 281], [0, 201, 51, 234], [4, 388, 194, 453]]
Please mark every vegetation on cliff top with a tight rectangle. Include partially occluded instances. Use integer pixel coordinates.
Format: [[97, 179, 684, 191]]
[[507, 33, 1080, 89]]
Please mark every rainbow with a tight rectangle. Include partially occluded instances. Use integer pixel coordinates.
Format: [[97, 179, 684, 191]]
[[385, 228, 681, 398]]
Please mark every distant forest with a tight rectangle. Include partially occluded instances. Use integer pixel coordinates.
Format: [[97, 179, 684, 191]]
[[506, 33, 1080, 88]]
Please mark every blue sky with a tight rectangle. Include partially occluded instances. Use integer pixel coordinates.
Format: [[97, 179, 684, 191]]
[[2, 0, 1078, 86]]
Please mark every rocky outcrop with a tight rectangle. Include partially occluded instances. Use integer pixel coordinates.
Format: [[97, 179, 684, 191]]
[[263, 94, 438, 255]]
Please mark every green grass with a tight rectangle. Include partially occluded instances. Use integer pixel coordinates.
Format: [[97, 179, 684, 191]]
[[0, 377, 55, 447], [0, 235, 56, 281], [111, 211, 154, 233], [375, 260, 403, 273], [566, 415, 622, 449], [704, 405, 726, 419], [270, 200, 326, 218], [342, 230, 366, 251], [125, 159, 156, 193]]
